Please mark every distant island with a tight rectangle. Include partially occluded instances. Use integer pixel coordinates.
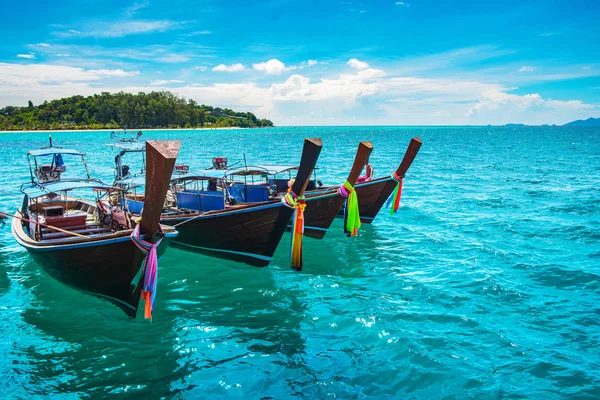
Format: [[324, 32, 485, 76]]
[[563, 117, 600, 127], [504, 123, 526, 127], [0, 91, 274, 131]]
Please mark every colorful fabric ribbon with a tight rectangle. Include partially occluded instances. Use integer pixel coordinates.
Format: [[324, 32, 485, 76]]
[[338, 180, 361, 236], [281, 190, 305, 271], [390, 172, 404, 215], [130, 224, 164, 320]]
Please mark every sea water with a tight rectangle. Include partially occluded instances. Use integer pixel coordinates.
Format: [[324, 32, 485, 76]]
[[0, 126, 599, 398]]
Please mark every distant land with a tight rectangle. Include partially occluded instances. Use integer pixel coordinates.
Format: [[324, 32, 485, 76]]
[[0, 91, 274, 131], [563, 117, 600, 127]]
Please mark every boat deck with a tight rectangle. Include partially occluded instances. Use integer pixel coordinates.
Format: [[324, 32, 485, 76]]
[[29, 199, 114, 242]]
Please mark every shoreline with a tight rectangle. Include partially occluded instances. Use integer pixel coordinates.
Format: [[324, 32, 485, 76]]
[[0, 127, 250, 134]]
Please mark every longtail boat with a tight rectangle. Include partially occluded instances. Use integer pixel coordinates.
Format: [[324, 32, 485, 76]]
[[349, 137, 422, 223], [295, 141, 373, 238], [162, 138, 322, 268], [181, 142, 371, 239], [213, 137, 421, 233], [10, 139, 181, 318], [110, 137, 323, 268], [262, 137, 422, 224]]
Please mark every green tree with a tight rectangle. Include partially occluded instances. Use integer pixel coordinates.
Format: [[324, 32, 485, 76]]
[[0, 91, 274, 130]]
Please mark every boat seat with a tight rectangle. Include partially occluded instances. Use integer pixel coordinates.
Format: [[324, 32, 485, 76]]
[[41, 223, 101, 233], [42, 226, 112, 240], [42, 231, 115, 243]]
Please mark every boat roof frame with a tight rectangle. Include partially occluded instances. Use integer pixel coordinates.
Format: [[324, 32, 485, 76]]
[[20, 178, 124, 199]]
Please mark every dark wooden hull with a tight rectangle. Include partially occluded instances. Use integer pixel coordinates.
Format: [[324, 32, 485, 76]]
[[295, 177, 395, 238], [353, 176, 396, 223], [19, 231, 172, 318], [164, 203, 294, 267], [300, 190, 346, 239], [324, 176, 395, 224]]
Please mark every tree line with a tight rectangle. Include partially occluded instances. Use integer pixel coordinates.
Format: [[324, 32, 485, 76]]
[[0, 91, 274, 130]]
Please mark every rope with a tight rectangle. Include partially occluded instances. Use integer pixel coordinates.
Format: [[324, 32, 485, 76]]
[[281, 190, 305, 271], [390, 172, 404, 215], [171, 212, 203, 228], [130, 223, 164, 321], [338, 180, 361, 236]]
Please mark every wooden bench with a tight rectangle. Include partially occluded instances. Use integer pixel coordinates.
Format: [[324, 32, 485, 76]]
[[41, 223, 102, 234], [43, 226, 112, 240]]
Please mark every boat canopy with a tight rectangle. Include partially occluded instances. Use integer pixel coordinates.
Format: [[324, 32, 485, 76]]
[[170, 175, 203, 183], [106, 142, 145, 152], [259, 165, 299, 174], [194, 169, 229, 179], [225, 166, 271, 176], [192, 165, 299, 178], [115, 175, 146, 188], [27, 148, 85, 157], [21, 179, 119, 198]]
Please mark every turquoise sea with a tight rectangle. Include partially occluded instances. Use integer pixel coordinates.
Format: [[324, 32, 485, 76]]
[[0, 126, 599, 399]]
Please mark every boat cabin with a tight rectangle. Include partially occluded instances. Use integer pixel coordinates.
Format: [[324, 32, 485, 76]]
[[20, 141, 131, 243], [20, 180, 130, 243], [258, 165, 320, 193], [27, 148, 85, 183], [170, 175, 226, 212]]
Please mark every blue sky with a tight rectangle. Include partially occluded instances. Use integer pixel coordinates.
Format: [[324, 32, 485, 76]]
[[1, 0, 599, 125]]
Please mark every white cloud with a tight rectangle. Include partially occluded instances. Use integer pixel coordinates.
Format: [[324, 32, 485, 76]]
[[395, 2, 410, 6], [53, 53, 70, 57], [88, 69, 140, 77], [194, 66, 208, 72], [17, 53, 36, 59], [150, 79, 185, 85], [253, 59, 294, 75], [25, 42, 214, 66], [29, 43, 51, 48], [0, 61, 597, 126], [155, 54, 190, 63], [307, 60, 318, 66], [0, 63, 99, 84], [59, 21, 181, 38], [519, 65, 536, 72], [466, 90, 597, 125], [358, 68, 387, 79], [347, 58, 369, 70], [212, 63, 245, 72], [270, 68, 386, 102], [186, 30, 211, 36]]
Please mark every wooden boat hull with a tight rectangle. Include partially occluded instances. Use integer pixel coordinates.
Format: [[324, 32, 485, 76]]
[[12, 217, 175, 318], [301, 176, 394, 234], [300, 190, 345, 239], [353, 176, 396, 223], [163, 203, 294, 267], [295, 141, 373, 239]]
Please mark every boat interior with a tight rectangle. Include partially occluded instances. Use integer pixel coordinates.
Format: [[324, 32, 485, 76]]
[[26, 198, 131, 242]]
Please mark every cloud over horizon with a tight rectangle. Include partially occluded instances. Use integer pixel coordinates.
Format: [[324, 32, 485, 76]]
[[1, 60, 597, 126]]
